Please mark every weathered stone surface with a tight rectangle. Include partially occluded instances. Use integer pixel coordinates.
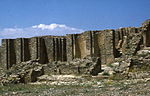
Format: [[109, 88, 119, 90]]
[[0, 60, 44, 85], [0, 39, 16, 69], [24, 66, 44, 83], [121, 28, 142, 56], [15, 38, 30, 63], [0, 57, 101, 85], [44, 57, 101, 76], [110, 48, 150, 79]]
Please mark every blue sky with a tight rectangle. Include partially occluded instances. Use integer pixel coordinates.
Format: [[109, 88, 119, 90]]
[[0, 0, 150, 44]]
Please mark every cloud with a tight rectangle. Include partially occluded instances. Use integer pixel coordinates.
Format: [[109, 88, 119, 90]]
[[32, 23, 78, 31], [0, 24, 83, 45], [1, 28, 24, 35]]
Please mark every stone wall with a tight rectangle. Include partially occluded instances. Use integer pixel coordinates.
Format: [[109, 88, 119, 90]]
[[0, 29, 139, 69], [0, 36, 67, 69], [65, 30, 115, 65], [0, 20, 150, 70]]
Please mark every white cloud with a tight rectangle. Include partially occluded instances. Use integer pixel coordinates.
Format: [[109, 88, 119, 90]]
[[0, 24, 84, 45], [32, 23, 77, 31], [1, 28, 23, 35]]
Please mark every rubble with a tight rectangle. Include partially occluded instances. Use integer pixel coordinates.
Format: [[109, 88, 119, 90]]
[[44, 57, 101, 76], [0, 60, 44, 85], [0, 57, 101, 85]]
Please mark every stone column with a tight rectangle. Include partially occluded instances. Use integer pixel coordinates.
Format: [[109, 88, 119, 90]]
[[38, 38, 48, 64], [66, 34, 74, 61], [62, 38, 67, 61], [15, 38, 30, 63], [1, 39, 16, 69], [44, 38, 54, 62]]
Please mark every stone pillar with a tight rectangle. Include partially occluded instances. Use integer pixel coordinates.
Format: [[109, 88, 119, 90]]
[[29, 37, 38, 60], [90, 31, 95, 57], [62, 38, 67, 61], [72, 34, 76, 59], [44, 38, 54, 62], [58, 38, 62, 61], [1, 39, 7, 69], [105, 30, 115, 64], [53, 38, 58, 61], [81, 31, 94, 57], [95, 30, 115, 65], [93, 31, 101, 57], [38, 38, 48, 64], [114, 29, 121, 48], [29, 37, 48, 63], [15, 38, 30, 63], [66, 34, 74, 61], [74, 34, 81, 58], [1, 39, 16, 69]]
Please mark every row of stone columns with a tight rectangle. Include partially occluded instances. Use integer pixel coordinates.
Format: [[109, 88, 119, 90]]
[[53, 38, 67, 61], [0, 37, 67, 69]]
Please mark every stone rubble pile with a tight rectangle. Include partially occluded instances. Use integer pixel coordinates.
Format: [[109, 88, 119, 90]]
[[0, 57, 101, 85], [44, 57, 101, 76], [0, 59, 44, 85]]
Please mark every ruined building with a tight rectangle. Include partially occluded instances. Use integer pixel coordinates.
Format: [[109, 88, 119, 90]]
[[0, 19, 150, 72]]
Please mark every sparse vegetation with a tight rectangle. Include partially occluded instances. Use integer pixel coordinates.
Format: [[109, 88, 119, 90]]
[[0, 78, 150, 96], [102, 72, 110, 76], [107, 63, 114, 68]]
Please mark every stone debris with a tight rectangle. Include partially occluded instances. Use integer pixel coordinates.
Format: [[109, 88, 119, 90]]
[[0, 57, 101, 85], [44, 57, 101, 76], [0, 60, 44, 85]]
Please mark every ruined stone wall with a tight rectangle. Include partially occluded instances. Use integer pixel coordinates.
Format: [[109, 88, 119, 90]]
[[66, 30, 116, 65], [0, 29, 130, 69], [66, 32, 94, 60], [0, 36, 67, 69], [0, 20, 150, 70], [114, 27, 143, 56]]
